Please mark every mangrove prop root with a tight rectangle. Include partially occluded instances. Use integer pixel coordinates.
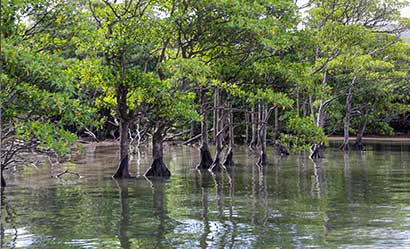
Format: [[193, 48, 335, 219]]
[[145, 158, 171, 178]]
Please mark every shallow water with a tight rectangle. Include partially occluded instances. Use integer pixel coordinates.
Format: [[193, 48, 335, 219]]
[[1, 143, 410, 248]]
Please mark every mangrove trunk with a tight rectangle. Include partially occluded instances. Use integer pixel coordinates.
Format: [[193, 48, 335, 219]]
[[113, 120, 131, 178], [197, 88, 213, 170], [341, 76, 356, 151], [145, 125, 171, 178]]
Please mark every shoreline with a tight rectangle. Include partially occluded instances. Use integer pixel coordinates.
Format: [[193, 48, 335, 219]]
[[81, 135, 410, 148], [328, 135, 410, 142]]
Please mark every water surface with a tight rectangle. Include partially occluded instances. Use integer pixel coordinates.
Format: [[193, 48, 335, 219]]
[[1, 143, 410, 248]]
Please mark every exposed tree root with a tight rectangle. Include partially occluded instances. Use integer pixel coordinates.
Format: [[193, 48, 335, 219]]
[[113, 155, 132, 178], [196, 145, 213, 170], [145, 158, 171, 178]]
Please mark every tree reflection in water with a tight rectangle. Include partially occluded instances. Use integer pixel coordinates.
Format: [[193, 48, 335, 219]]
[[197, 170, 212, 249], [114, 179, 130, 249], [343, 152, 353, 202], [0, 188, 18, 249], [311, 158, 325, 199], [149, 178, 167, 248]]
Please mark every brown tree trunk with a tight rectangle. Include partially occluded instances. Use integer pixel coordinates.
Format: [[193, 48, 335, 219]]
[[197, 88, 213, 170], [211, 87, 223, 172], [145, 125, 171, 178], [341, 76, 356, 151], [309, 72, 328, 159], [249, 105, 258, 150], [257, 103, 267, 166], [245, 111, 250, 144], [223, 102, 234, 168], [0, 168, 5, 188], [113, 52, 132, 178], [213, 90, 217, 145], [353, 110, 368, 151], [113, 119, 131, 178]]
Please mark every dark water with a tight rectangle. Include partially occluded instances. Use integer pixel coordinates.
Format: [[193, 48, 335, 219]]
[[1, 143, 410, 248]]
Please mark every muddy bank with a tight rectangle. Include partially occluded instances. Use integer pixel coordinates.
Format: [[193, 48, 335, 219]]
[[328, 136, 410, 143]]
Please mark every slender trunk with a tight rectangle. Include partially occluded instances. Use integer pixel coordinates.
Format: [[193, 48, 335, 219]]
[[257, 103, 267, 166], [310, 72, 328, 159], [229, 104, 234, 147], [197, 88, 213, 170], [245, 111, 249, 144], [113, 52, 132, 178], [309, 95, 316, 125], [274, 108, 279, 139], [223, 102, 234, 168], [144, 125, 171, 177], [341, 76, 356, 151], [249, 106, 258, 149], [303, 99, 307, 117], [353, 109, 368, 151], [211, 87, 223, 172], [0, 168, 5, 188], [213, 90, 217, 145], [316, 100, 326, 128], [113, 119, 131, 178]]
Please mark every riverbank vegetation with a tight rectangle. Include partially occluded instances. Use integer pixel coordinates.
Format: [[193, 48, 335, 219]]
[[2, 0, 410, 185]]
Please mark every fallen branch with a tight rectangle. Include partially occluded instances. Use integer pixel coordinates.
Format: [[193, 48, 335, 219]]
[[56, 170, 81, 178]]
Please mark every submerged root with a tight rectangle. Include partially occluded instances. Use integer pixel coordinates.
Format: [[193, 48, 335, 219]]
[[145, 158, 171, 178]]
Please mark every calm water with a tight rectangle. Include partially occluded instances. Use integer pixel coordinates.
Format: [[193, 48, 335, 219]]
[[1, 143, 410, 248]]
